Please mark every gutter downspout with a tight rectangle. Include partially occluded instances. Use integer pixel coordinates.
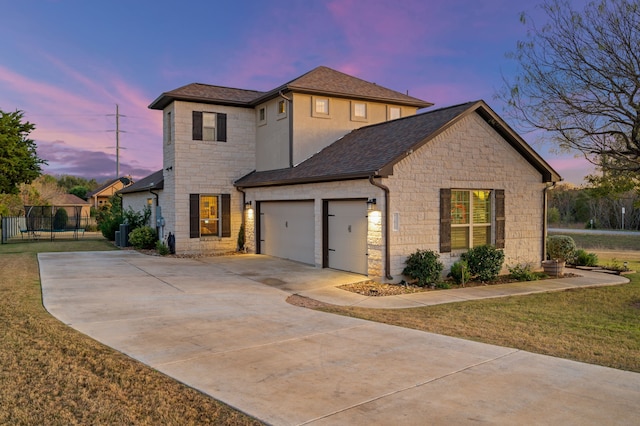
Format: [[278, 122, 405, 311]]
[[542, 181, 556, 261], [369, 175, 393, 280]]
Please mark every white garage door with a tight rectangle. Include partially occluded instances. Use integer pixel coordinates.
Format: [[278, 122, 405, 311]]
[[327, 200, 368, 275], [260, 201, 315, 265]]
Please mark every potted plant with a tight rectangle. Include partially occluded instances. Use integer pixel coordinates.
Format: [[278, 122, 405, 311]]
[[544, 235, 576, 276]]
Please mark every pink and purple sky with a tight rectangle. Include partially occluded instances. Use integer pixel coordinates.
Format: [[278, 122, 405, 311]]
[[0, 0, 592, 185]]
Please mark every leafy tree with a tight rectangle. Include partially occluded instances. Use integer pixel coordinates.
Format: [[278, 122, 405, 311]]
[[57, 175, 98, 192], [501, 0, 640, 174], [68, 185, 89, 200], [0, 109, 47, 194]]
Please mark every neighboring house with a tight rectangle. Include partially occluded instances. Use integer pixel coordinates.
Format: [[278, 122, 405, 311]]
[[49, 193, 91, 227], [148, 66, 560, 281], [118, 169, 165, 238], [87, 177, 133, 210]]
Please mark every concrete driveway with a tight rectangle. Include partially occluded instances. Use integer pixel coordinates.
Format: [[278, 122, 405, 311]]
[[39, 251, 640, 425]]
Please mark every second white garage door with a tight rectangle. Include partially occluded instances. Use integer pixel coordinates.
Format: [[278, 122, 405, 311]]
[[327, 200, 368, 275], [259, 201, 315, 265]]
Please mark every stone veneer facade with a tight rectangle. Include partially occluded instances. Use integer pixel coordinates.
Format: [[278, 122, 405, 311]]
[[163, 100, 256, 254], [242, 111, 547, 281]]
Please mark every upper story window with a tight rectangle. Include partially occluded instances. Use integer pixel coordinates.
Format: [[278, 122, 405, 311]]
[[351, 101, 368, 122], [192, 111, 227, 142], [166, 111, 172, 145], [257, 107, 267, 126], [312, 96, 330, 118], [388, 106, 401, 120], [278, 100, 286, 115]]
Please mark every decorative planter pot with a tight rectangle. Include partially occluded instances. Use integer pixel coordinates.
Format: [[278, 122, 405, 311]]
[[542, 260, 565, 277]]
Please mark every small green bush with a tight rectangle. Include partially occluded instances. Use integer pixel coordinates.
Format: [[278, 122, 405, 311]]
[[155, 240, 170, 256], [449, 260, 471, 285], [462, 245, 505, 282], [573, 249, 598, 267], [402, 249, 444, 287], [508, 263, 540, 281], [128, 226, 157, 249], [547, 235, 576, 262]]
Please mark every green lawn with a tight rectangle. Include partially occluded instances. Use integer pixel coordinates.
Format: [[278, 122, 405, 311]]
[[318, 242, 640, 373], [0, 238, 263, 425]]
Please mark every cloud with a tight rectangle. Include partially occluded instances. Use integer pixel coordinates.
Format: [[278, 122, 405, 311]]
[[37, 140, 157, 182]]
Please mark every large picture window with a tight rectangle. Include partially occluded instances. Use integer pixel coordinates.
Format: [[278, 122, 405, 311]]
[[440, 188, 505, 253], [189, 193, 231, 238]]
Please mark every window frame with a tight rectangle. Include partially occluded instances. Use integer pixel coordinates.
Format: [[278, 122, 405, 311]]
[[189, 193, 231, 238], [277, 100, 287, 119], [440, 188, 505, 253], [388, 106, 401, 120], [257, 106, 267, 126], [312, 96, 331, 118], [351, 101, 368, 122], [192, 111, 227, 142]]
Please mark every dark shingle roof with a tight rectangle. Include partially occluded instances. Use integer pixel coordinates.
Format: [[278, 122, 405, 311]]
[[253, 66, 432, 108], [87, 177, 123, 197], [235, 101, 561, 187], [149, 66, 431, 110], [50, 194, 91, 206], [149, 84, 264, 110], [118, 170, 164, 194]]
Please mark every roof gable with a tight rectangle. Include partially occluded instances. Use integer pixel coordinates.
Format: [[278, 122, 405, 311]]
[[234, 100, 561, 187]]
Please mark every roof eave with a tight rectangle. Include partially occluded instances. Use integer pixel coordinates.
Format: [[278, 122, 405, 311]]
[[234, 171, 384, 189], [149, 93, 255, 110]]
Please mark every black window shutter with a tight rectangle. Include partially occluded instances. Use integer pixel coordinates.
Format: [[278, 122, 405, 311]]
[[495, 189, 505, 249], [221, 194, 231, 237], [440, 188, 451, 253], [217, 113, 227, 142], [192, 111, 203, 140], [189, 194, 200, 238]]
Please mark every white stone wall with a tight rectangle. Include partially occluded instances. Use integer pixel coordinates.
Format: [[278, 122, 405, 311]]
[[121, 190, 166, 239], [385, 112, 546, 277], [164, 100, 256, 254]]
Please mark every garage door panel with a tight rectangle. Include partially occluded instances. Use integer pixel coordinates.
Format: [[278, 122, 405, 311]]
[[260, 202, 314, 265], [328, 200, 368, 275]]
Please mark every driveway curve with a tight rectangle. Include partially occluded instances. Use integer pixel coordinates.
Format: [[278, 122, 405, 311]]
[[39, 251, 640, 425]]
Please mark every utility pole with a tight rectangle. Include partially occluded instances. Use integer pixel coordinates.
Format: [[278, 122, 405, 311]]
[[116, 104, 120, 178], [107, 104, 126, 178]]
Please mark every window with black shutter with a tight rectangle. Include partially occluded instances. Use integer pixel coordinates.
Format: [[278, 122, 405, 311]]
[[192, 111, 227, 142], [189, 193, 232, 238]]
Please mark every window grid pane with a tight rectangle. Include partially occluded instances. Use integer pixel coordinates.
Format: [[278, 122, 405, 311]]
[[451, 191, 470, 224], [451, 227, 469, 250], [203, 112, 216, 141]]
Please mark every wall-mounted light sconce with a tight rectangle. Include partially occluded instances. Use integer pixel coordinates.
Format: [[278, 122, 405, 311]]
[[244, 201, 252, 210], [367, 198, 377, 211], [165, 166, 173, 171]]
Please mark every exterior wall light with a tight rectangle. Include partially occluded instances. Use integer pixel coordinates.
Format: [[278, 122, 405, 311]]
[[367, 198, 377, 211], [244, 201, 252, 210]]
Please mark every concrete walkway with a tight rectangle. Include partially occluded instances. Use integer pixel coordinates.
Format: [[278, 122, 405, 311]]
[[39, 251, 639, 425]]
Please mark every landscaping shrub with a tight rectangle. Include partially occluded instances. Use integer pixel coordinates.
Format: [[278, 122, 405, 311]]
[[402, 249, 444, 287], [508, 263, 540, 281], [155, 240, 170, 256], [123, 205, 152, 231], [546, 235, 576, 262], [53, 208, 68, 230], [573, 249, 598, 267], [449, 260, 470, 285], [128, 226, 157, 249], [462, 245, 505, 282], [96, 196, 123, 240]]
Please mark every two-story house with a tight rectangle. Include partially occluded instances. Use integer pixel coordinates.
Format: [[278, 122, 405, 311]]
[[144, 66, 560, 281]]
